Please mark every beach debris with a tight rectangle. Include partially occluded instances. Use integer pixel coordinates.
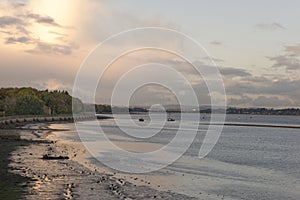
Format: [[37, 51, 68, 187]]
[[116, 178, 125, 186], [64, 183, 74, 199], [42, 154, 69, 160]]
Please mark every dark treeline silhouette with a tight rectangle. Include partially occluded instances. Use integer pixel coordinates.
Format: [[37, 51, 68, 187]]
[[226, 107, 300, 116], [0, 87, 83, 116], [95, 104, 148, 114]]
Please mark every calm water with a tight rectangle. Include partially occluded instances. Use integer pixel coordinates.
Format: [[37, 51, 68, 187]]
[[54, 114, 300, 200]]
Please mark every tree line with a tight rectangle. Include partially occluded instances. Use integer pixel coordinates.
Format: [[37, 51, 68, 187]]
[[0, 87, 83, 116]]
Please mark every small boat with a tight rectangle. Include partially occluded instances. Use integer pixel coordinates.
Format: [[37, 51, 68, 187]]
[[167, 118, 175, 122], [167, 113, 175, 121], [138, 118, 144, 122]]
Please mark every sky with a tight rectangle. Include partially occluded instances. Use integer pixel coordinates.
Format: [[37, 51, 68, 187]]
[[0, 0, 300, 108]]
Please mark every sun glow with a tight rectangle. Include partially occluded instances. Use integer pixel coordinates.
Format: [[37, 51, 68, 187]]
[[28, 0, 77, 26], [28, 0, 77, 43], [32, 25, 57, 43]]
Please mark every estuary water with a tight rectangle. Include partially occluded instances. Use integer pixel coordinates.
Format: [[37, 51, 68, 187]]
[[52, 114, 300, 200]]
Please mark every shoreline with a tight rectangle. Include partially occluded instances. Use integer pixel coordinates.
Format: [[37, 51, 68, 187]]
[[0, 130, 32, 199], [1, 121, 196, 200]]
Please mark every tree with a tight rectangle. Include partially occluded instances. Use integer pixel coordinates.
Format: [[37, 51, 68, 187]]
[[0, 87, 84, 115], [14, 94, 44, 115]]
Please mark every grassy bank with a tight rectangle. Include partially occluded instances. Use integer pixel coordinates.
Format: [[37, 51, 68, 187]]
[[0, 131, 31, 199]]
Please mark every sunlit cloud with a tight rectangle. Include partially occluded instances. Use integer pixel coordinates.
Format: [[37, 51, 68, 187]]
[[267, 55, 300, 71], [0, 0, 77, 55], [44, 79, 65, 90], [285, 44, 300, 56]]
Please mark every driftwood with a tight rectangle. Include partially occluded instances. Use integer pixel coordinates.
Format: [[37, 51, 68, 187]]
[[42, 154, 69, 160]]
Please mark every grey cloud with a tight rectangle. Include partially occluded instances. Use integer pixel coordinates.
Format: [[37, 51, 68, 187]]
[[0, 8, 31, 44], [129, 85, 178, 106], [5, 36, 31, 44], [220, 67, 251, 77], [16, 25, 31, 36], [210, 40, 223, 46], [154, 58, 250, 80], [25, 41, 77, 56], [0, 30, 12, 34], [255, 22, 285, 30], [252, 96, 293, 107], [49, 31, 68, 37], [226, 82, 256, 95], [0, 16, 25, 27], [225, 77, 300, 107], [243, 76, 269, 83], [228, 96, 252, 106], [268, 55, 300, 70], [226, 78, 300, 96], [12, 2, 26, 8], [128, 83, 211, 107], [175, 61, 252, 78], [229, 95, 294, 108], [203, 56, 225, 62], [27, 13, 61, 27], [265, 79, 300, 96]]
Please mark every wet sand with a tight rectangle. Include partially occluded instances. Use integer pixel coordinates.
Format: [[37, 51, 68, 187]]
[[0, 129, 32, 199], [4, 123, 197, 200]]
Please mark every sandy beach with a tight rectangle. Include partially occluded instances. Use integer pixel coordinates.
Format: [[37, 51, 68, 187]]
[[1, 122, 196, 200]]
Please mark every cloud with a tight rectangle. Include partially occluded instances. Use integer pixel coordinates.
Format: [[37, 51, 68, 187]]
[[220, 67, 251, 77], [226, 77, 300, 96], [285, 44, 300, 56], [252, 96, 293, 107], [228, 95, 293, 108], [5, 36, 31, 44], [0, 1, 76, 56], [255, 22, 285, 30], [225, 75, 300, 107], [25, 41, 78, 55], [48, 31, 68, 37], [268, 55, 300, 71], [1, 0, 175, 56], [228, 95, 252, 107], [12, 2, 27, 8], [129, 85, 179, 106], [0, 16, 25, 27], [43, 79, 68, 90], [0, 1, 299, 108], [210, 40, 223, 46], [203, 56, 225, 63], [26, 13, 61, 27]]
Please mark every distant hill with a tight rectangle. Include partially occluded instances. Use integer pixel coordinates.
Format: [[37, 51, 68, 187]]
[[0, 87, 83, 116]]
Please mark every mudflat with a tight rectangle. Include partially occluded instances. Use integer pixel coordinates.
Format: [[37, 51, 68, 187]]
[[0, 123, 196, 200], [0, 129, 31, 199]]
